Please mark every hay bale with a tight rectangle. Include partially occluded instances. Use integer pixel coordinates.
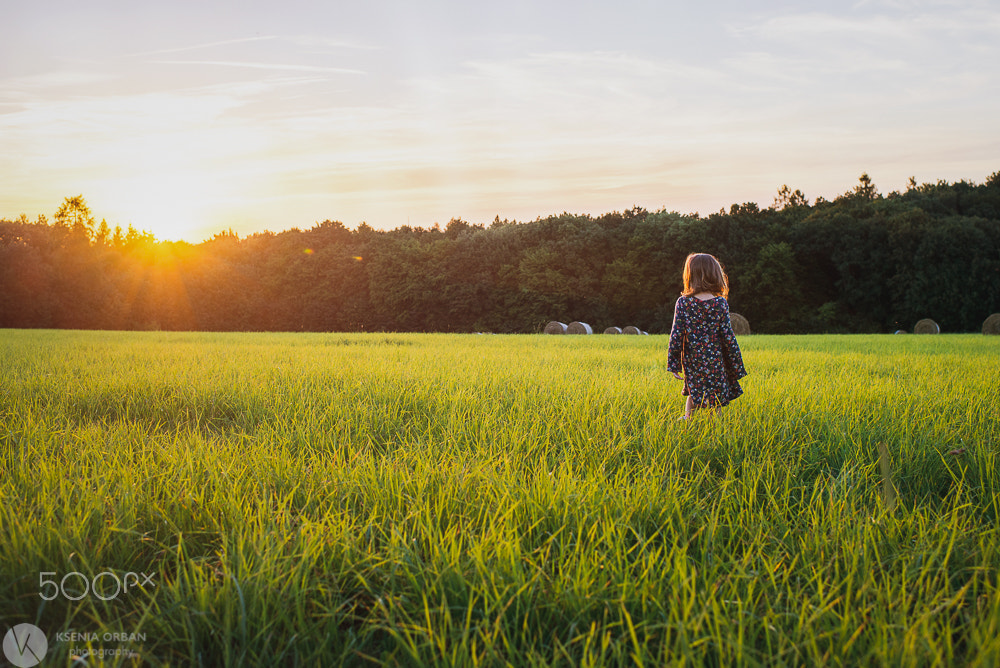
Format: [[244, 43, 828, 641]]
[[641, 331, 649, 335], [604, 326, 622, 335], [567, 321, 593, 335], [894, 330, 907, 335], [730, 312, 751, 335], [622, 326, 641, 335], [983, 313, 1000, 335], [914, 318, 940, 334], [544, 321, 567, 335]]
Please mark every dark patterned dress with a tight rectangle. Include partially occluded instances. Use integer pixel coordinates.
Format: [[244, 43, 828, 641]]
[[666, 295, 747, 408]]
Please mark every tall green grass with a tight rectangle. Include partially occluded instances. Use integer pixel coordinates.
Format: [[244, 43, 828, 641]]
[[1, 330, 998, 666]]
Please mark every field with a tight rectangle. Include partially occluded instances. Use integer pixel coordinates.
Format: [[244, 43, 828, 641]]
[[1, 329, 999, 667]]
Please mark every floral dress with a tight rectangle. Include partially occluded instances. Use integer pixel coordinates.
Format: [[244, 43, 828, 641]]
[[666, 295, 747, 408]]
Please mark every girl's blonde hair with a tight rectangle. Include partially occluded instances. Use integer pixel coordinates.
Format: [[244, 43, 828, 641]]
[[681, 253, 729, 298]]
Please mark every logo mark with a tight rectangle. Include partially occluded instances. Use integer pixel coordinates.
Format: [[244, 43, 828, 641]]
[[3, 624, 48, 667]]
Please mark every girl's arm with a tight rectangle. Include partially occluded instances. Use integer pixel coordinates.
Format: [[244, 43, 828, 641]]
[[666, 298, 685, 374], [719, 299, 747, 379]]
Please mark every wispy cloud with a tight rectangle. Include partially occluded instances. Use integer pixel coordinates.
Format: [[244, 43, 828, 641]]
[[733, 4, 1000, 58], [128, 36, 280, 57], [288, 35, 380, 52], [130, 34, 379, 60], [1, 70, 116, 90], [149, 60, 366, 75]]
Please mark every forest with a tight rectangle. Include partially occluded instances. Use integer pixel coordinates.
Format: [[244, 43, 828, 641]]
[[2, 172, 999, 334]]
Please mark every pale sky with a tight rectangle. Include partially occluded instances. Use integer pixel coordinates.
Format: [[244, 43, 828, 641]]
[[3, 0, 998, 242]]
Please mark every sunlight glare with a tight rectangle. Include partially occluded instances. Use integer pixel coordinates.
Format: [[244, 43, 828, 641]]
[[97, 170, 216, 242]]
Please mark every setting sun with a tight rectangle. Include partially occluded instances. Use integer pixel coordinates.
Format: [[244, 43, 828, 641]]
[[95, 181, 210, 242]]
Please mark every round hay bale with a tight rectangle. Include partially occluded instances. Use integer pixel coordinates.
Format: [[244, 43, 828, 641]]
[[730, 312, 751, 335], [914, 318, 940, 334], [983, 313, 1000, 335], [622, 326, 641, 335], [641, 331, 649, 335], [603, 326, 622, 335], [567, 321, 593, 335], [894, 329, 907, 335], [544, 321, 567, 335]]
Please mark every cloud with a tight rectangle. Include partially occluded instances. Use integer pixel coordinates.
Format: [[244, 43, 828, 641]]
[[149, 60, 366, 75], [288, 35, 380, 52], [129, 36, 281, 57], [1, 70, 116, 90], [0, 81, 277, 187], [733, 4, 1000, 61]]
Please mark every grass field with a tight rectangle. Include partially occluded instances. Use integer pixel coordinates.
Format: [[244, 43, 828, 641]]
[[1, 329, 998, 667]]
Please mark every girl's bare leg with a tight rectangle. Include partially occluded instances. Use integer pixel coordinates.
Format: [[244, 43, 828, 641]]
[[685, 397, 724, 419]]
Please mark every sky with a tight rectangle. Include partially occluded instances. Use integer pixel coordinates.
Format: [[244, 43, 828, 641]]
[[2, 0, 999, 242]]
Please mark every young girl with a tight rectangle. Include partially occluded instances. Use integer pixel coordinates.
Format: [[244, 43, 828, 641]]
[[666, 253, 747, 419]]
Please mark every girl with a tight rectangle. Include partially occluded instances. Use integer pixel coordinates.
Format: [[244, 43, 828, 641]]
[[666, 253, 747, 419]]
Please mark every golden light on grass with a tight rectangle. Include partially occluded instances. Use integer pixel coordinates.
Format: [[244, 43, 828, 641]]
[[2, 332, 997, 664], [878, 441, 897, 513]]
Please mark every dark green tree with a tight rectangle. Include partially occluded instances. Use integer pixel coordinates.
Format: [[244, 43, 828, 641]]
[[54, 195, 96, 241]]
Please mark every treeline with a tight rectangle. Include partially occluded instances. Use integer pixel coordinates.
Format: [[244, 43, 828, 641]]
[[2, 173, 1000, 334]]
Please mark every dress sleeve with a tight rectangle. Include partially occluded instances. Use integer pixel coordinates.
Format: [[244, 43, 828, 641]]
[[666, 297, 685, 373], [719, 299, 747, 380]]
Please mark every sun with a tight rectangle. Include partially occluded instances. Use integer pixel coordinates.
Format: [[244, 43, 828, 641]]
[[97, 171, 219, 243]]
